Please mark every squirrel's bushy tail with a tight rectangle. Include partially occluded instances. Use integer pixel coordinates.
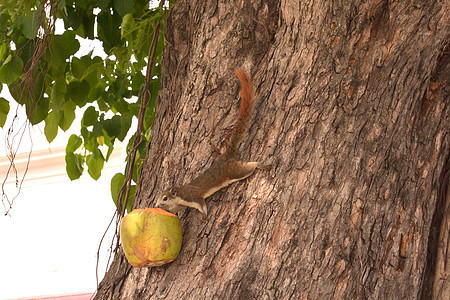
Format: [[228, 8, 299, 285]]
[[225, 68, 255, 158]]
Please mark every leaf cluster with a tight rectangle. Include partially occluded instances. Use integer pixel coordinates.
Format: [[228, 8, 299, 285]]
[[0, 0, 172, 211]]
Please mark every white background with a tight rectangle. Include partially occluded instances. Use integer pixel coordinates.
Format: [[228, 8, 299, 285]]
[[0, 90, 122, 299]]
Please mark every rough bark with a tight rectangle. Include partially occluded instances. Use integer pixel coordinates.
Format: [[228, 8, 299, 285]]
[[95, 0, 449, 299]]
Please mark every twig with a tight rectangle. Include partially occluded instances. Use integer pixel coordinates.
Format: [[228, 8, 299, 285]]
[[95, 0, 167, 291]]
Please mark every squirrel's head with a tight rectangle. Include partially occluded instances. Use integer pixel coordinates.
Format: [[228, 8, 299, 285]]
[[156, 188, 182, 213], [155, 187, 208, 219]]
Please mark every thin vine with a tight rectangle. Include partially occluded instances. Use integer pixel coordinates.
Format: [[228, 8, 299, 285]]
[[95, 0, 169, 289]]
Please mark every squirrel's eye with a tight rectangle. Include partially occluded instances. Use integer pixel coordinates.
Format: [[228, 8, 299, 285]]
[[162, 196, 168, 201]]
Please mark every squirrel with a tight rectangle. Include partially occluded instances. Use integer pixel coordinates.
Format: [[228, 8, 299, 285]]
[[155, 68, 259, 220]]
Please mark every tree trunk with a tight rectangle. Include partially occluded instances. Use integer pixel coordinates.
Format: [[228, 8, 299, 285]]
[[95, 0, 449, 299]]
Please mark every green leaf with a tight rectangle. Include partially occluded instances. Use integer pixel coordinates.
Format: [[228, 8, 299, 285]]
[[21, 10, 39, 39], [103, 115, 122, 138], [93, 118, 104, 137], [80, 56, 101, 84], [105, 143, 114, 161], [113, 0, 135, 17], [8, 68, 47, 124], [126, 185, 136, 213], [113, 76, 127, 97], [80, 11, 95, 40], [67, 6, 83, 31], [117, 113, 132, 141], [102, 129, 112, 147], [148, 78, 160, 109], [27, 96, 49, 125], [131, 72, 145, 91], [81, 127, 98, 152], [71, 57, 85, 79], [0, 97, 10, 128], [113, 98, 130, 114], [65, 152, 84, 180], [68, 79, 90, 106], [86, 149, 104, 180], [0, 43, 7, 62], [0, 54, 23, 84], [50, 77, 67, 111], [16, 38, 37, 73], [111, 173, 134, 213], [97, 0, 110, 10], [52, 31, 80, 65], [44, 110, 60, 143], [88, 83, 104, 103], [81, 106, 99, 127], [121, 13, 134, 38], [143, 79, 159, 130], [59, 100, 76, 131], [66, 134, 82, 153], [0, 13, 9, 34], [111, 172, 125, 206], [154, 29, 165, 60], [132, 158, 144, 183], [97, 10, 122, 52]]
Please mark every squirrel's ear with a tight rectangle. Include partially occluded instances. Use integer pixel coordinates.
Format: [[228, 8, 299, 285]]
[[170, 188, 177, 197]]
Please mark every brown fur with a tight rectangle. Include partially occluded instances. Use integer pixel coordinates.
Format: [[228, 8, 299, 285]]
[[225, 69, 255, 158]]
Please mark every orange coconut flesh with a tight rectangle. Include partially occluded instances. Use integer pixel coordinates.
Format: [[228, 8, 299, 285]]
[[120, 207, 182, 268], [132, 207, 178, 217]]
